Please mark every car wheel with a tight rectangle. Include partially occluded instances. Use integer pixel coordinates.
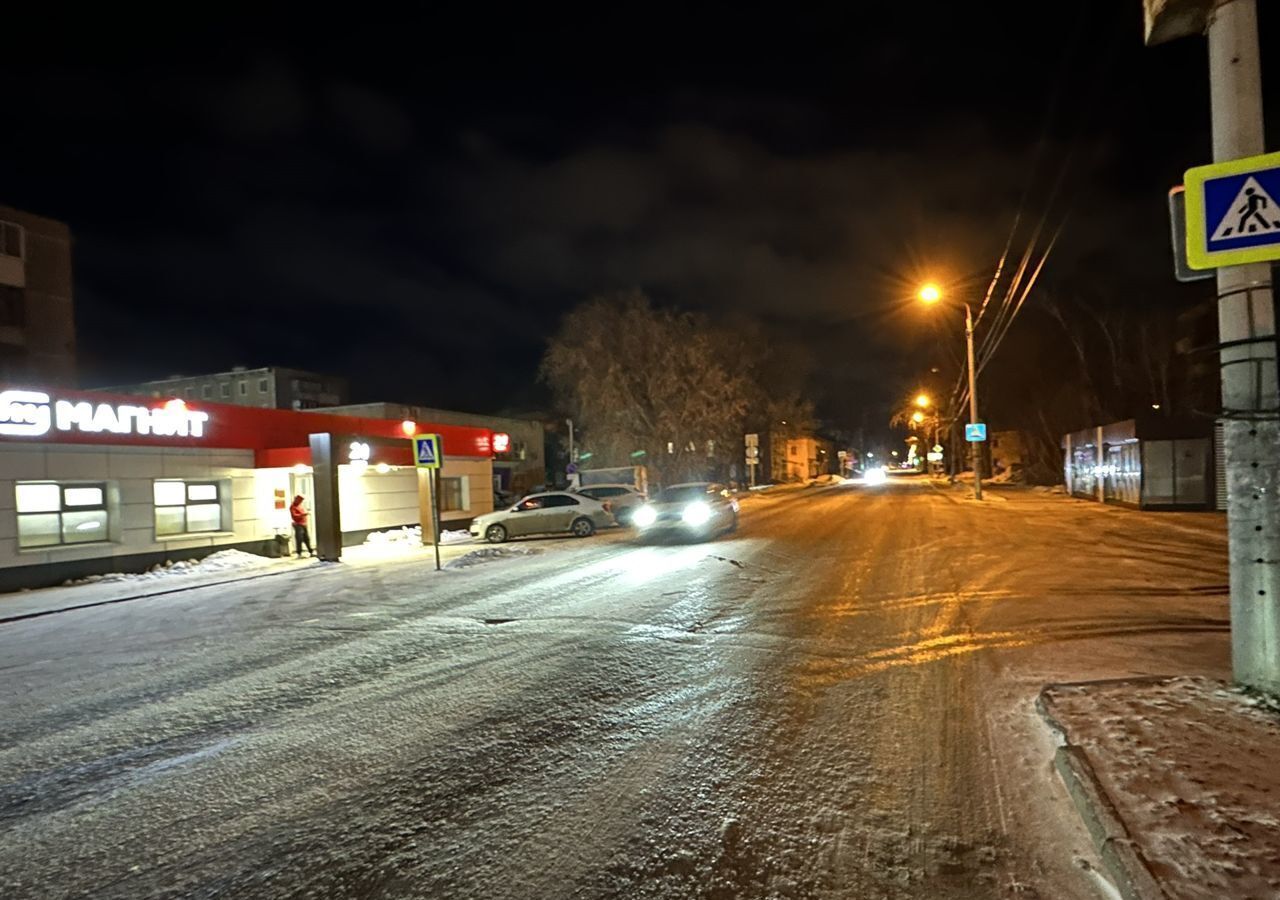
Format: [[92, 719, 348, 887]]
[[485, 524, 508, 544], [570, 517, 595, 538]]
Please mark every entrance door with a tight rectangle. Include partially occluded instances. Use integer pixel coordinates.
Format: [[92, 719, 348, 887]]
[[289, 472, 315, 523]]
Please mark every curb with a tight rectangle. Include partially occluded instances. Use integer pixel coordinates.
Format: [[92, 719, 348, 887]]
[[0, 562, 329, 626], [1036, 686, 1168, 900]]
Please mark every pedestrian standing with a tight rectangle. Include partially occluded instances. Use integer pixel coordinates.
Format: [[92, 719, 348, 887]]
[[290, 495, 314, 557]]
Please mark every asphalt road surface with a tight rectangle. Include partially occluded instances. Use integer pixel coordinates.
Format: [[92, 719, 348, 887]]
[[0, 479, 1230, 899]]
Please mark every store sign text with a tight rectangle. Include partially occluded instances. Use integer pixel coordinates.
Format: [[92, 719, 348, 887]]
[[0, 390, 210, 439]]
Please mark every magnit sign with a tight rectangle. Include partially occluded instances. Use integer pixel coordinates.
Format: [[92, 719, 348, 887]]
[[0, 389, 210, 439]]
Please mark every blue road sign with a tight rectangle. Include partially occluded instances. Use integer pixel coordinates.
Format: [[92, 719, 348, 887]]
[[413, 434, 442, 469], [965, 423, 987, 443], [1185, 151, 1280, 269]]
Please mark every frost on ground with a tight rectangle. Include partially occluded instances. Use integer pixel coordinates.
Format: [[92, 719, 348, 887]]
[[363, 525, 473, 546], [64, 549, 276, 586], [1042, 676, 1280, 899], [444, 546, 539, 569]]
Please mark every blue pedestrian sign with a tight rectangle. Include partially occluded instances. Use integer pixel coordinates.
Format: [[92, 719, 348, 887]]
[[965, 423, 987, 443], [1185, 151, 1280, 270], [413, 434, 443, 469]]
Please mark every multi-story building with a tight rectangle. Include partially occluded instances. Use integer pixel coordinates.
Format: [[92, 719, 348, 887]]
[[102, 366, 348, 410], [0, 205, 77, 386]]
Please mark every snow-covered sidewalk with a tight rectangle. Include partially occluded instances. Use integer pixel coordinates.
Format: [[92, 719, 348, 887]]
[[0, 550, 319, 624], [1038, 676, 1280, 900]]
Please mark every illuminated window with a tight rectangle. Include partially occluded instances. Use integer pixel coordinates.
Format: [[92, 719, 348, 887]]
[[15, 481, 109, 548], [154, 480, 223, 536]]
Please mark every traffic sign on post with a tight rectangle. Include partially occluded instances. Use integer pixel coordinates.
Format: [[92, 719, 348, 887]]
[[413, 434, 443, 469], [1185, 151, 1280, 270], [964, 423, 987, 443]]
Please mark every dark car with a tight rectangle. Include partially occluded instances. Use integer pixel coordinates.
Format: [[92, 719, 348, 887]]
[[630, 482, 738, 540]]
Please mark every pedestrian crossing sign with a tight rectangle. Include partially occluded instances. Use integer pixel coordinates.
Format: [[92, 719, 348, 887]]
[[1185, 151, 1280, 270], [964, 423, 987, 443], [413, 434, 443, 469]]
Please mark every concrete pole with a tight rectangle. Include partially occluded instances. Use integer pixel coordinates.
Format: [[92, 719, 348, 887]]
[[1208, 0, 1280, 693], [965, 303, 983, 500]]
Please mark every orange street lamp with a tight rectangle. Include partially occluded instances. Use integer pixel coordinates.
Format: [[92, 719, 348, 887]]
[[915, 393, 931, 408], [920, 283, 983, 500], [911, 410, 925, 424]]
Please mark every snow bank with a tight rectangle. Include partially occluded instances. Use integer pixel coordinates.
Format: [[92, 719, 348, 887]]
[[444, 546, 538, 569], [363, 526, 473, 547], [1043, 676, 1280, 898], [63, 549, 276, 586]]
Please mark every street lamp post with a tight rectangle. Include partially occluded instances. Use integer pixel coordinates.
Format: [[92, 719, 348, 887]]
[[920, 284, 982, 500]]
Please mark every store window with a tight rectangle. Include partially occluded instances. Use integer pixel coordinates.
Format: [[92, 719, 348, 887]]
[[16, 482, 110, 548], [154, 480, 223, 536], [440, 476, 466, 512]]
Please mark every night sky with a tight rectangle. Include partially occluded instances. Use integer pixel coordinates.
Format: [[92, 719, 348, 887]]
[[3, 4, 1276, 430]]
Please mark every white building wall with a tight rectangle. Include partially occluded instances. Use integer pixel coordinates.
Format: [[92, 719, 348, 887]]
[[0, 443, 275, 572]]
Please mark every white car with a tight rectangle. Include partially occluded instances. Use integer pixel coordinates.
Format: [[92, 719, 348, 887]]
[[574, 484, 647, 524], [469, 491, 613, 543]]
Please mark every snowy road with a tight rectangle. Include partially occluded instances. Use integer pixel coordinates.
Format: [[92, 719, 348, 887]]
[[0, 480, 1230, 899]]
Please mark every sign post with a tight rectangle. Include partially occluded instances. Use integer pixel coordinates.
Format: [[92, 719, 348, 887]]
[[1153, 0, 1280, 693], [745, 433, 759, 488], [414, 434, 444, 571]]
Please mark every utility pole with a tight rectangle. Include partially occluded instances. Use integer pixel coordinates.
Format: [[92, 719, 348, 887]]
[[965, 302, 983, 500], [1206, 0, 1280, 693]]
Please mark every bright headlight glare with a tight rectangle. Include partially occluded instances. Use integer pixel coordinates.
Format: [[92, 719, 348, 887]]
[[633, 505, 657, 527], [864, 467, 887, 486], [682, 501, 712, 526]]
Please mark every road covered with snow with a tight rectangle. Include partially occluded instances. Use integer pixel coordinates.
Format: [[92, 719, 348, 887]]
[[0, 479, 1230, 899]]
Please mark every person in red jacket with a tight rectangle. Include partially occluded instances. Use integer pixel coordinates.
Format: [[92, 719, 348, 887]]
[[289, 495, 314, 557]]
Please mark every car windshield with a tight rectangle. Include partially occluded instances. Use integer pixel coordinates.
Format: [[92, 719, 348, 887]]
[[657, 485, 712, 504]]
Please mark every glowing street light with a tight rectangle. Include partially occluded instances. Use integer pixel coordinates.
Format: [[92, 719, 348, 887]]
[[915, 393, 931, 408], [919, 282, 983, 500], [911, 411, 925, 424]]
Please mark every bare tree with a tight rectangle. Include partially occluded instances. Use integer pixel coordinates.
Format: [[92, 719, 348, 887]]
[[541, 291, 755, 484]]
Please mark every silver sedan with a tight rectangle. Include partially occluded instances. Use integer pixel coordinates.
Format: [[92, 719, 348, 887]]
[[469, 491, 614, 543]]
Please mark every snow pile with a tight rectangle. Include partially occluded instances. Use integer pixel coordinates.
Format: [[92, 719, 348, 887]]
[[1043, 676, 1280, 898], [64, 549, 276, 586], [363, 526, 473, 547], [444, 546, 538, 569]]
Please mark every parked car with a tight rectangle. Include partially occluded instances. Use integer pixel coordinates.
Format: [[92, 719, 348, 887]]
[[575, 484, 647, 524], [631, 482, 739, 541], [469, 491, 613, 543]]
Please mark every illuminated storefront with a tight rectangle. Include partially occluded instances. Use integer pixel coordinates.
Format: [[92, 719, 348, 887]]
[[0, 386, 496, 590], [1062, 417, 1216, 511]]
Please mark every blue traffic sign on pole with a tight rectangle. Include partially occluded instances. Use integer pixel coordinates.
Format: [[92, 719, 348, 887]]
[[1185, 151, 1280, 269], [964, 423, 987, 443], [413, 434, 443, 469]]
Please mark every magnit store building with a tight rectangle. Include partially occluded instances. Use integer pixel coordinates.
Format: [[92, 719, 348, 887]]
[[0, 385, 496, 590]]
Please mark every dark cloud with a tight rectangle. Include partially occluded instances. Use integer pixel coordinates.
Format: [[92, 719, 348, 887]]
[[3, 3, 1276, 429]]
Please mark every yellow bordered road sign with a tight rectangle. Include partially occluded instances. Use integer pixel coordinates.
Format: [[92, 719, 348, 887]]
[[1185, 151, 1280, 270], [413, 434, 443, 469]]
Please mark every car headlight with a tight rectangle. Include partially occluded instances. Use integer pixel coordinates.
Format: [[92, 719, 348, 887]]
[[863, 467, 887, 486], [682, 501, 712, 526], [633, 505, 657, 527]]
